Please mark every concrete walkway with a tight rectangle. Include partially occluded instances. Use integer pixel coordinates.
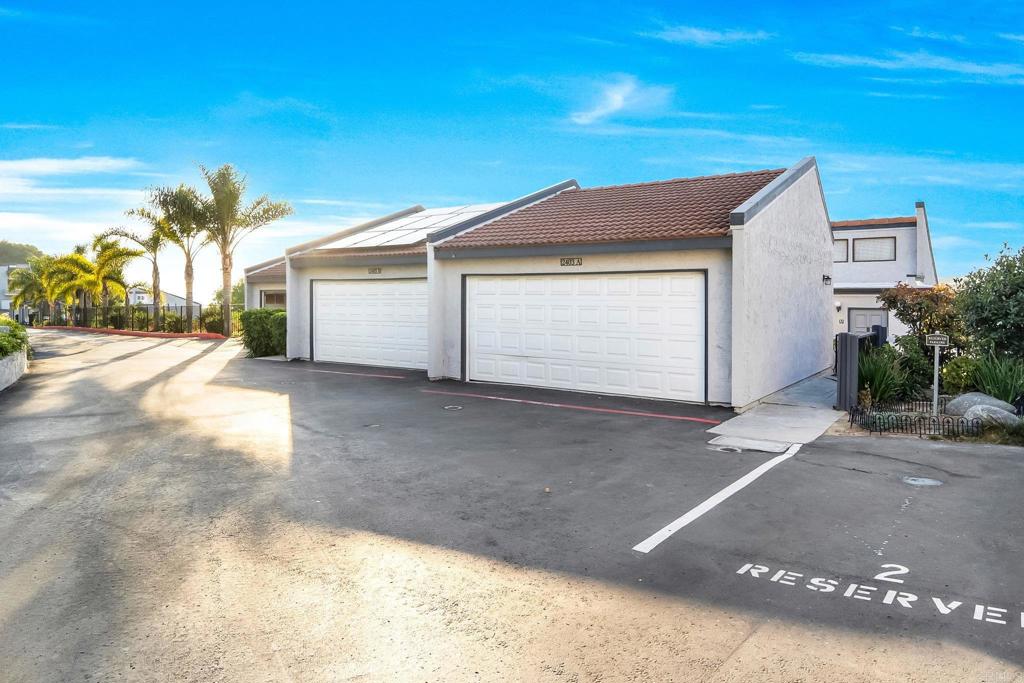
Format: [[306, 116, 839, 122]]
[[708, 375, 844, 450]]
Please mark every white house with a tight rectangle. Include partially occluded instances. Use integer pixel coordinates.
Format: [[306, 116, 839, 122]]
[[427, 157, 834, 409], [831, 202, 937, 341], [259, 157, 834, 410], [243, 257, 287, 310], [126, 287, 195, 308]]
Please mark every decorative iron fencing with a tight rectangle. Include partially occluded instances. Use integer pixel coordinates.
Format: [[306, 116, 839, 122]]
[[47, 304, 209, 333], [850, 407, 982, 438]]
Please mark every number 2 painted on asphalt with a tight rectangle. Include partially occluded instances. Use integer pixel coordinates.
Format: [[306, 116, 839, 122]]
[[873, 564, 909, 584]]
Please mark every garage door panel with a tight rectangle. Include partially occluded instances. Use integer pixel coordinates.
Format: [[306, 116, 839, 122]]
[[313, 279, 427, 370], [467, 272, 705, 402]]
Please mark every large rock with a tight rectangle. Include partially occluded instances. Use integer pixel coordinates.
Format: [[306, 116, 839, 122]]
[[963, 404, 1021, 428], [944, 392, 1017, 417]]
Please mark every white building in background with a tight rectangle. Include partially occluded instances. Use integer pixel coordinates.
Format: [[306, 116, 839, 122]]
[[831, 202, 938, 342], [1, 264, 29, 321], [126, 287, 196, 308]]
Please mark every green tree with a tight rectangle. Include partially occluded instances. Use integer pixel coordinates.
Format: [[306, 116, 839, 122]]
[[151, 184, 209, 330], [956, 243, 1024, 357], [200, 164, 292, 336], [49, 240, 141, 325], [8, 255, 51, 321], [211, 278, 245, 307], [104, 207, 168, 329], [0, 240, 43, 264]]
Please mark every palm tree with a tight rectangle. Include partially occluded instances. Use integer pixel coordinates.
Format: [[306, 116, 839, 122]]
[[200, 164, 292, 336], [8, 255, 51, 323], [49, 240, 140, 327], [151, 184, 208, 331], [39, 257, 78, 325], [103, 210, 167, 330]]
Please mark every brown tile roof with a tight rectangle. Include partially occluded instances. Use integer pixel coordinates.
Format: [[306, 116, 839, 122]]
[[437, 168, 786, 250], [832, 216, 916, 228], [245, 261, 286, 282]]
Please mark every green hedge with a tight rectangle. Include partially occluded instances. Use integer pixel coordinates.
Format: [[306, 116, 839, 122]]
[[0, 315, 29, 359], [239, 309, 287, 357]]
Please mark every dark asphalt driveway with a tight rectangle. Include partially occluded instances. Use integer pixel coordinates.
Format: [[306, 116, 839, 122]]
[[1, 330, 1021, 681]]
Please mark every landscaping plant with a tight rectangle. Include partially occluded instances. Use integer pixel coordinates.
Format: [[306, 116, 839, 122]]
[[956, 243, 1024, 358], [858, 345, 907, 404], [973, 353, 1024, 405], [239, 309, 286, 357], [878, 283, 968, 356], [941, 355, 979, 396], [0, 315, 29, 358]]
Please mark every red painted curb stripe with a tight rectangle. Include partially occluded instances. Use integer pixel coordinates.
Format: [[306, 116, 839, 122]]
[[421, 389, 722, 425], [42, 326, 226, 340]]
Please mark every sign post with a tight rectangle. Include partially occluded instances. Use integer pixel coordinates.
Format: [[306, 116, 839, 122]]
[[925, 332, 950, 416]]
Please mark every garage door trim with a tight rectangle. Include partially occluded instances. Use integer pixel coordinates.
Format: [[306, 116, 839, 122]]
[[310, 277, 427, 365], [460, 269, 709, 404]]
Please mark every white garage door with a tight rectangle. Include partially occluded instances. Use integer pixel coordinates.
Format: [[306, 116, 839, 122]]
[[467, 272, 705, 402], [313, 279, 428, 369]]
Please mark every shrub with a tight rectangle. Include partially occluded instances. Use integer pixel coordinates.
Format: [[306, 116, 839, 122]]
[[859, 345, 907, 404], [973, 353, 1024, 405], [942, 355, 978, 396], [239, 309, 286, 357], [956, 243, 1024, 357], [160, 311, 184, 333], [0, 315, 29, 359], [893, 335, 933, 397], [878, 284, 968, 356], [200, 307, 224, 336]]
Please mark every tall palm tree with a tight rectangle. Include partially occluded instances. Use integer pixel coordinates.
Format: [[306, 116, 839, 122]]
[[8, 255, 51, 323], [103, 208, 167, 330], [39, 257, 79, 325], [200, 164, 292, 336], [151, 184, 208, 331]]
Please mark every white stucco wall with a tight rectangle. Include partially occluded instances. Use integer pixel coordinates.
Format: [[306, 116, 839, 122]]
[[0, 348, 27, 393], [285, 261, 428, 360], [427, 247, 734, 405], [244, 281, 286, 311], [730, 168, 834, 409], [834, 293, 910, 342], [832, 225, 917, 285]]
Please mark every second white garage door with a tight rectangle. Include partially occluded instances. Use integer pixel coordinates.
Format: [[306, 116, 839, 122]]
[[467, 272, 705, 402], [313, 279, 428, 369]]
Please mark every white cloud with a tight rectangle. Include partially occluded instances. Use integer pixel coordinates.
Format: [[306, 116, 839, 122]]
[[890, 26, 966, 43], [963, 221, 1022, 230], [792, 50, 1024, 85], [866, 91, 947, 100], [933, 235, 983, 249], [644, 25, 773, 47], [820, 151, 1024, 192], [295, 198, 390, 209], [1, 122, 59, 130], [0, 176, 143, 203], [568, 121, 806, 147], [0, 156, 141, 176], [569, 75, 673, 125], [998, 33, 1024, 44]]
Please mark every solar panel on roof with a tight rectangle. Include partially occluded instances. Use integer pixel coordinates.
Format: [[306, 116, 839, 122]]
[[314, 203, 506, 251]]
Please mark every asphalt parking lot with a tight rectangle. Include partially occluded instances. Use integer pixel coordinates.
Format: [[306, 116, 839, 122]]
[[1, 330, 1022, 681]]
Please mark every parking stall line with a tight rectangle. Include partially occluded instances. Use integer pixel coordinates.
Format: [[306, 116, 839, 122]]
[[420, 389, 722, 425], [632, 443, 803, 553]]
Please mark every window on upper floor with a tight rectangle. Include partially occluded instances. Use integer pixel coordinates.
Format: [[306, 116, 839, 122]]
[[853, 237, 897, 262], [833, 239, 849, 262]]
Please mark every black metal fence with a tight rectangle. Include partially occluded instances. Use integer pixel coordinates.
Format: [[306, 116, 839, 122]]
[[850, 406, 983, 438], [44, 304, 245, 335]]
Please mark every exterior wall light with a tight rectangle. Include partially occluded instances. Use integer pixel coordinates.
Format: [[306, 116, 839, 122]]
[[835, 300, 842, 312], [823, 274, 832, 285]]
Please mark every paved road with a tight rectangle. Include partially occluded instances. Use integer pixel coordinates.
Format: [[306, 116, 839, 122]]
[[1, 330, 1022, 682]]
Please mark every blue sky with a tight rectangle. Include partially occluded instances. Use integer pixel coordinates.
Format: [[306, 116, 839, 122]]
[[2, 0, 1022, 301]]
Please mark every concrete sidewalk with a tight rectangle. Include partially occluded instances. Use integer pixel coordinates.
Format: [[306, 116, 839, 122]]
[[708, 375, 844, 450]]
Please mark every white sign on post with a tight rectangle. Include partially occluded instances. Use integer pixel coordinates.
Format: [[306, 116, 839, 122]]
[[926, 332, 949, 416]]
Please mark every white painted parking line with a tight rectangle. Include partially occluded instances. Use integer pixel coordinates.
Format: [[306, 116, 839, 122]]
[[632, 443, 803, 553]]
